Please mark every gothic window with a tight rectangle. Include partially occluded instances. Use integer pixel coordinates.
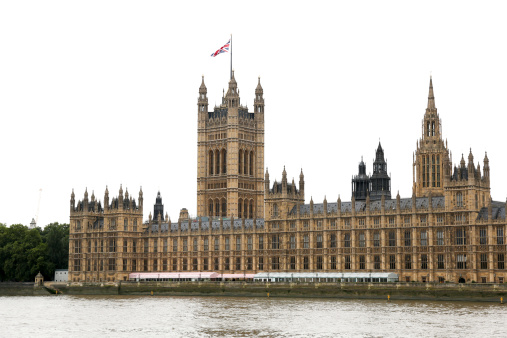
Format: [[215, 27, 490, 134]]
[[437, 230, 444, 245], [404, 230, 411, 247], [225, 257, 230, 270], [182, 258, 188, 271], [173, 238, 178, 252], [374, 255, 381, 270], [456, 254, 467, 269], [420, 230, 427, 246], [209, 150, 214, 175], [405, 254, 412, 269], [221, 198, 226, 217], [271, 235, 280, 249], [162, 259, 167, 271], [236, 236, 241, 251], [359, 255, 365, 269], [249, 200, 254, 218], [290, 235, 296, 249], [456, 228, 466, 245], [498, 254, 505, 269], [238, 199, 243, 218], [388, 231, 396, 247], [203, 238, 209, 251], [214, 237, 219, 251], [203, 258, 208, 271], [437, 254, 445, 269], [236, 257, 242, 270], [422, 156, 426, 187], [358, 233, 365, 247], [153, 259, 158, 272], [457, 192, 463, 207], [273, 204, 278, 217], [480, 228, 487, 245], [316, 256, 323, 270], [124, 219, 128, 231], [193, 238, 198, 252], [163, 239, 168, 253], [215, 149, 220, 175], [215, 200, 220, 217], [214, 258, 219, 270], [303, 234, 310, 249], [421, 254, 428, 269], [316, 234, 323, 248], [497, 227, 504, 245], [153, 239, 158, 253], [249, 151, 254, 176], [172, 258, 177, 271], [344, 256, 351, 270], [221, 149, 227, 174], [480, 253, 488, 269], [373, 232, 380, 247], [436, 155, 441, 187], [247, 236, 253, 250], [389, 255, 396, 270], [258, 236, 263, 250], [330, 234, 337, 248], [432, 155, 436, 187], [238, 149, 243, 174], [290, 256, 296, 270], [427, 122, 430, 137], [344, 233, 351, 248], [183, 238, 188, 252], [225, 237, 230, 250], [133, 241, 136, 253]]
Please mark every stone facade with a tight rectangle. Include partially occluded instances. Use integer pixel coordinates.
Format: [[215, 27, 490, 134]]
[[68, 76, 507, 284]]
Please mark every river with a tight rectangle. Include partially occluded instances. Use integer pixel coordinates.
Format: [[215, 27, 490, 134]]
[[1, 295, 505, 337]]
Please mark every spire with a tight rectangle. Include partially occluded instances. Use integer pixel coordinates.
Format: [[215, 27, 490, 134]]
[[255, 76, 263, 94], [427, 76, 436, 110], [199, 75, 207, 93]]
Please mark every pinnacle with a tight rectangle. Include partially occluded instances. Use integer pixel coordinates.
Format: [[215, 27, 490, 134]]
[[427, 76, 436, 110]]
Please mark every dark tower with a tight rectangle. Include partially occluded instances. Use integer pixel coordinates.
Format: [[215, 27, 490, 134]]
[[153, 191, 164, 221], [370, 142, 391, 201], [352, 157, 369, 200]]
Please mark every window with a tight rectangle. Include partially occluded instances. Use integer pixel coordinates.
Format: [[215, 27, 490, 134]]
[[183, 238, 188, 252], [172, 258, 177, 271], [374, 255, 381, 270], [330, 234, 337, 248], [330, 256, 337, 270], [290, 222, 296, 229], [236, 257, 242, 270], [303, 221, 309, 228], [214, 237, 220, 251], [316, 256, 323, 270], [497, 228, 504, 245], [421, 254, 428, 270], [373, 218, 380, 226], [247, 257, 252, 270], [271, 235, 280, 249], [389, 255, 396, 270], [144, 239, 149, 253], [480, 253, 488, 269], [479, 228, 487, 245], [182, 258, 188, 271], [344, 233, 351, 248], [290, 256, 296, 270], [214, 258, 219, 270], [420, 216, 427, 225], [257, 257, 262, 270], [436, 215, 443, 223], [258, 236, 263, 250], [193, 238, 198, 252], [437, 230, 444, 245], [344, 256, 351, 270], [456, 254, 467, 269], [317, 220, 322, 229], [74, 259, 81, 271], [247, 237, 253, 250], [457, 192, 463, 207], [498, 254, 505, 270], [236, 237, 241, 251], [359, 233, 365, 247], [373, 232, 380, 247], [456, 229, 466, 245], [420, 231, 427, 246], [404, 231, 411, 247], [303, 234, 309, 249], [437, 254, 445, 269], [359, 255, 365, 269], [173, 238, 178, 252], [133, 241, 137, 253], [124, 219, 128, 231], [404, 217, 410, 225], [123, 240, 127, 252], [133, 219, 137, 232], [405, 254, 412, 269], [132, 259, 137, 271], [153, 259, 158, 272], [224, 257, 230, 270], [389, 217, 395, 226], [225, 237, 230, 250], [203, 258, 208, 271], [316, 234, 323, 248], [389, 231, 396, 247], [290, 235, 296, 249], [143, 259, 148, 272], [74, 240, 81, 254], [303, 256, 309, 270], [203, 238, 209, 251], [154, 239, 158, 253], [163, 239, 168, 253], [330, 219, 336, 228], [163, 259, 167, 271]]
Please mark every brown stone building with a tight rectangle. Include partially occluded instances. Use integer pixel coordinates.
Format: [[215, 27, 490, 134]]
[[68, 75, 507, 284]]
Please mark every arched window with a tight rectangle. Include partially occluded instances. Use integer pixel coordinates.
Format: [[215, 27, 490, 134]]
[[273, 204, 278, 217], [250, 151, 254, 176], [221, 198, 227, 217], [431, 122, 435, 136], [243, 151, 248, 176], [215, 200, 220, 217], [215, 149, 220, 175], [427, 122, 430, 137], [238, 150, 243, 174], [249, 200, 254, 219], [221, 149, 227, 174], [238, 199, 243, 218], [209, 150, 214, 175], [209, 199, 213, 216], [244, 200, 248, 219]]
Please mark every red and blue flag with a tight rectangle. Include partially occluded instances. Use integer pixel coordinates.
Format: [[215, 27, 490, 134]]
[[211, 40, 230, 57]]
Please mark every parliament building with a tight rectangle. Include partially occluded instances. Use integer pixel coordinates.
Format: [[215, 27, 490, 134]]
[[68, 73, 507, 284]]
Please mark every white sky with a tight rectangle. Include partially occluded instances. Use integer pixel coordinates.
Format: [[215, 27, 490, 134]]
[[1, 1, 507, 227]]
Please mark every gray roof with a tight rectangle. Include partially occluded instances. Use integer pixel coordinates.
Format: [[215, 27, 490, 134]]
[[145, 218, 265, 233], [477, 201, 506, 220], [290, 196, 446, 215]]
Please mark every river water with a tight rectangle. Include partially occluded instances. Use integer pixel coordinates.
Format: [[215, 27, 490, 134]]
[[1, 295, 506, 337]]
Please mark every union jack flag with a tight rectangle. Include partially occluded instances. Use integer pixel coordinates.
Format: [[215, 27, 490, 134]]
[[210, 39, 230, 57]]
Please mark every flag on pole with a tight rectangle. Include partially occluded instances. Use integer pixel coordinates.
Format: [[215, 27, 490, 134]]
[[210, 39, 230, 57]]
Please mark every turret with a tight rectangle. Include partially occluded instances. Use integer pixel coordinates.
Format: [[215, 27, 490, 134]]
[[483, 152, 490, 182], [254, 76, 264, 114], [70, 189, 75, 212], [299, 169, 305, 195], [198, 75, 208, 117], [265, 168, 270, 193], [104, 186, 109, 210], [138, 186, 143, 209]]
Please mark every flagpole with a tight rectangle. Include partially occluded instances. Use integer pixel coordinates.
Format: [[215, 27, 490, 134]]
[[230, 34, 232, 79]]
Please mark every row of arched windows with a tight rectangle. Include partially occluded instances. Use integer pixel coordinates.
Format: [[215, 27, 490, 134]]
[[209, 198, 227, 218], [238, 149, 254, 176], [238, 198, 254, 219], [209, 149, 227, 175]]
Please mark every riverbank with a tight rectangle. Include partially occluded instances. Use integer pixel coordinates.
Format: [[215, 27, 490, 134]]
[[2, 281, 507, 302]]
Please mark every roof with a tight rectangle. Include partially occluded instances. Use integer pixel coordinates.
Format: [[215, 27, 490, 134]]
[[145, 218, 265, 233], [477, 201, 506, 220], [290, 196, 446, 215]]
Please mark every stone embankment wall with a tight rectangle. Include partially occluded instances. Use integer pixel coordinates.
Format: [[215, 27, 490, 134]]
[[2, 282, 507, 302]]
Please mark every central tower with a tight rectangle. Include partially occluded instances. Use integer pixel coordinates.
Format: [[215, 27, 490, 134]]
[[197, 72, 265, 219]]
